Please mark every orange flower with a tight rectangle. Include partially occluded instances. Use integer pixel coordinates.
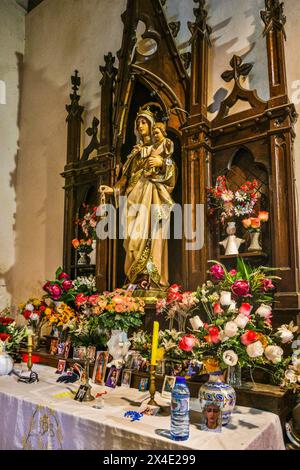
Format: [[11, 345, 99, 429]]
[[258, 211, 269, 222], [256, 332, 268, 348], [203, 357, 220, 373], [72, 238, 80, 249], [242, 218, 252, 229], [250, 217, 261, 229]]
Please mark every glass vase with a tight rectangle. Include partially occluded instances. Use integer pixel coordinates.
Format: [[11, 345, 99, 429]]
[[226, 365, 242, 388]]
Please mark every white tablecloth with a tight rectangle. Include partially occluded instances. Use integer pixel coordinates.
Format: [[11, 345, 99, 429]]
[[0, 364, 285, 450]]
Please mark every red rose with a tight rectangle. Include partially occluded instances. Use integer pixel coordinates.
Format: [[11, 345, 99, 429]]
[[239, 303, 252, 317], [167, 291, 183, 303], [168, 284, 182, 293], [241, 330, 257, 346], [178, 334, 198, 351], [88, 294, 99, 305], [0, 317, 14, 325], [213, 303, 224, 315], [39, 305, 46, 312], [209, 326, 220, 344], [262, 279, 275, 291], [23, 310, 32, 320], [209, 264, 225, 280], [45, 283, 62, 301], [0, 333, 11, 342], [62, 279, 73, 291], [58, 271, 70, 281], [75, 293, 88, 307], [43, 281, 51, 293], [231, 280, 250, 297]]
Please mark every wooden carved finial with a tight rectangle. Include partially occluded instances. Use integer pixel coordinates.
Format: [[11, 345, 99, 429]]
[[221, 55, 253, 84], [180, 52, 192, 70], [66, 70, 83, 122], [81, 117, 100, 160], [260, 0, 286, 39], [99, 52, 117, 86], [188, 0, 211, 44]]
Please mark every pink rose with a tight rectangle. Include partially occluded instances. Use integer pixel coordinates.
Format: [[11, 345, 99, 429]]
[[44, 282, 62, 300], [229, 269, 237, 277], [239, 303, 252, 317], [62, 279, 73, 291], [262, 279, 275, 291], [58, 271, 70, 281], [208, 326, 220, 344], [75, 293, 88, 307], [213, 303, 224, 315], [209, 264, 225, 280], [231, 280, 250, 297], [88, 294, 99, 305], [241, 330, 257, 346], [178, 334, 198, 352]]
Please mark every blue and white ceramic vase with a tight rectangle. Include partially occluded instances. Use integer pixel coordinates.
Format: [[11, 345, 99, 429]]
[[198, 371, 236, 425]]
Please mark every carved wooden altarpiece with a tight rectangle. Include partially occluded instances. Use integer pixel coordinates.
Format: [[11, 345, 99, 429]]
[[62, 0, 299, 323]]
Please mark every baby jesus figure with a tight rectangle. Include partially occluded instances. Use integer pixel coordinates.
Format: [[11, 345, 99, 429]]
[[144, 122, 174, 179]]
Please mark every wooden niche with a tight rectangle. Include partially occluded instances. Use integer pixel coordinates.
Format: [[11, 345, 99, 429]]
[[61, 0, 300, 323]]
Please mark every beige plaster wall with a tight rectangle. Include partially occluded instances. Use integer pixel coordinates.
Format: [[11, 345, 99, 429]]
[[12, 0, 126, 304], [0, 0, 25, 309]]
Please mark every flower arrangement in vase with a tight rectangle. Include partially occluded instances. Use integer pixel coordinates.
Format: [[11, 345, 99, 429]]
[[207, 176, 259, 255], [19, 297, 54, 349], [242, 211, 269, 252], [72, 239, 93, 265], [0, 309, 27, 363]]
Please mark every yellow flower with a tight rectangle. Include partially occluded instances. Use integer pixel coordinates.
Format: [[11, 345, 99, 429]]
[[256, 333, 268, 348], [203, 357, 220, 373], [32, 299, 41, 307]]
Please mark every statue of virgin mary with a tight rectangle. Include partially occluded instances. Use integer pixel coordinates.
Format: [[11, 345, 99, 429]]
[[100, 105, 177, 289]]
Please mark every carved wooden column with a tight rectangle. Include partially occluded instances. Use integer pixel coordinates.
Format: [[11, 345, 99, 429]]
[[261, 0, 300, 310], [63, 71, 84, 273], [181, 0, 212, 290], [96, 54, 118, 292]]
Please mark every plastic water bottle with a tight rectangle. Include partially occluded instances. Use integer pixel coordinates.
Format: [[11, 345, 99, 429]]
[[170, 376, 190, 441]]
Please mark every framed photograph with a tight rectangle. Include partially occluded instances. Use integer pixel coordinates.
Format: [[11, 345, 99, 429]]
[[156, 360, 165, 376], [161, 375, 176, 398], [120, 369, 132, 388], [63, 339, 71, 359], [92, 351, 109, 385], [57, 342, 65, 356], [200, 402, 222, 433], [74, 385, 88, 402], [105, 366, 121, 388], [132, 353, 143, 371], [124, 351, 134, 369], [50, 338, 58, 355], [55, 359, 66, 374], [138, 377, 149, 392], [87, 345, 96, 362], [140, 359, 150, 373]]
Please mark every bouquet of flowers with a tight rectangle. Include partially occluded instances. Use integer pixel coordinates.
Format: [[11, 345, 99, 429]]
[[0, 310, 27, 359], [178, 259, 299, 391], [75, 203, 98, 239], [43, 302, 78, 329], [19, 297, 53, 329], [207, 175, 259, 225], [72, 275, 97, 296], [156, 284, 199, 332], [242, 211, 269, 232], [72, 238, 93, 254], [43, 267, 74, 303]]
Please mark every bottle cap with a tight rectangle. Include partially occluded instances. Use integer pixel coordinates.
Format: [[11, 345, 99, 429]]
[[175, 376, 186, 384]]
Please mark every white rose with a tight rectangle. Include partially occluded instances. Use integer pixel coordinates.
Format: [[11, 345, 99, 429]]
[[223, 350, 238, 367], [189, 315, 204, 331], [30, 313, 40, 322], [218, 330, 229, 343], [220, 291, 231, 306], [246, 341, 264, 358], [264, 345, 283, 364], [255, 304, 272, 318], [277, 328, 294, 344], [285, 369, 298, 384], [224, 321, 238, 338], [227, 301, 237, 312], [25, 303, 34, 312], [234, 314, 249, 329]]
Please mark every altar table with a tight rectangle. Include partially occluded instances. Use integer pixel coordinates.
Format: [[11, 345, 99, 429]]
[[0, 364, 285, 450]]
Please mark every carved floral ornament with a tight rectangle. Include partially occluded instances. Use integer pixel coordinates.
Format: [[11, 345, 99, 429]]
[[260, 0, 287, 39]]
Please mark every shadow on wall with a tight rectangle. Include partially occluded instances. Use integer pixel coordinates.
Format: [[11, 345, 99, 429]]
[[207, 0, 269, 117], [2, 53, 67, 306]]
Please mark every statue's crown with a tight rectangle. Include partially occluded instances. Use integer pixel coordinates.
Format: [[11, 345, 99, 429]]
[[136, 105, 155, 120]]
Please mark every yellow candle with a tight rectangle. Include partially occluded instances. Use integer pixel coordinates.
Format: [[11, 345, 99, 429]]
[[27, 329, 33, 347], [150, 321, 159, 366]]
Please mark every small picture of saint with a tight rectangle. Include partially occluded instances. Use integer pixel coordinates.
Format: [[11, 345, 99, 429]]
[[200, 403, 222, 433], [92, 351, 108, 385], [121, 369, 132, 388], [55, 359, 66, 375], [105, 366, 120, 388], [138, 378, 149, 392]]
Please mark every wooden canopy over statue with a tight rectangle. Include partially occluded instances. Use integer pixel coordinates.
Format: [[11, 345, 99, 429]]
[[61, 0, 300, 324]]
